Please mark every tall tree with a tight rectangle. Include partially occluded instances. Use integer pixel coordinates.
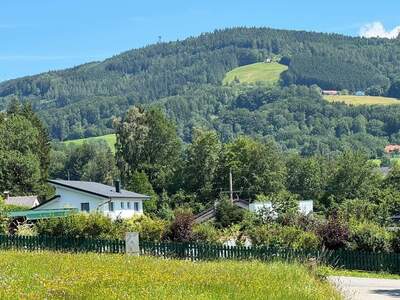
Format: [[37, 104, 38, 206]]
[[216, 137, 286, 199], [114, 106, 181, 192], [0, 101, 50, 196], [183, 129, 221, 202]]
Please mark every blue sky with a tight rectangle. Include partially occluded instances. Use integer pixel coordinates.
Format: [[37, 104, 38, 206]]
[[1, 0, 399, 82]]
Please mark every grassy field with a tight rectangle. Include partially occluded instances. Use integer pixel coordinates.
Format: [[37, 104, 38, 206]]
[[324, 95, 400, 106], [63, 134, 116, 151], [322, 266, 400, 280], [223, 62, 287, 85], [0, 251, 340, 300]]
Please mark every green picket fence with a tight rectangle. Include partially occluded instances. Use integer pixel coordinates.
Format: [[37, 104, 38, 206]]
[[0, 235, 125, 253], [0, 235, 399, 273], [140, 241, 400, 274]]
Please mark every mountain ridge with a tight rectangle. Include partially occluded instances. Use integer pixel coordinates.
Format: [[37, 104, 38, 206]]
[[1, 27, 400, 145]]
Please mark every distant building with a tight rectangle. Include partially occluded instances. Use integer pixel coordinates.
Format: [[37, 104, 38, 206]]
[[265, 58, 272, 63], [355, 91, 365, 96], [194, 199, 313, 223], [3, 192, 39, 209], [249, 200, 313, 216], [322, 90, 339, 96], [384, 144, 400, 154]]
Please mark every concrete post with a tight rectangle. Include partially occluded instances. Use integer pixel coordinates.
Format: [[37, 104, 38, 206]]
[[125, 232, 140, 256]]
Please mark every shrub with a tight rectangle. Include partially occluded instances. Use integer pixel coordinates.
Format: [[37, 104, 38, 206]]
[[84, 213, 116, 239], [391, 230, 400, 253], [350, 222, 392, 252], [35, 213, 116, 239], [168, 209, 194, 242], [214, 198, 245, 228], [292, 214, 323, 232], [339, 199, 378, 223], [247, 224, 280, 247], [317, 214, 349, 250], [124, 215, 168, 242], [192, 222, 220, 243], [247, 224, 320, 251], [293, 231, 321, 251]]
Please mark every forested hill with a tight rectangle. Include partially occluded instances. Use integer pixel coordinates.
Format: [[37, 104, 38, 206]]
[[1, 27, 400, 143]]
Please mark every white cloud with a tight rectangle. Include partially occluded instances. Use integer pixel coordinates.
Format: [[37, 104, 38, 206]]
[[360, 22, 400, 39]]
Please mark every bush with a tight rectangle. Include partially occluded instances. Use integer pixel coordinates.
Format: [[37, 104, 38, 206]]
[[35, 213, 117, 239], [124, 215, 168, 242], [293, 231, 321, 251], [317, 214, 349, 250], [214, 198, 245, 228], [247, 225, 320, 251], [192, 222, 220, 243], [391, 230, 400, 253], [168, 209, 194, 242], [339, 199, 378, 223], [350, 222, 392, 252]]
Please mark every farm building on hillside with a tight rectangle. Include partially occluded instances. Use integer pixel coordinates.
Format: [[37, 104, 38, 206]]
[[32, 180, 150, 220], [322, 90, 339, 96], [3, 192, 39, 208], [384, 144, 400, 154]]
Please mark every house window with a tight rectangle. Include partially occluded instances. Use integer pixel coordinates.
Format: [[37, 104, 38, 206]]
[[127, 202, 131, 209], [120, 202, 125, 209], [108, 202, 114, 212], [134, 202, 139, 212], [81, 203, 90, 212]]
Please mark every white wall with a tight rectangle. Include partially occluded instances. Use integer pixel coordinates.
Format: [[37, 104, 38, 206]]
[[299, 200, 313, 215], [249, 200, 313, 215], [39, 185, 144, 220], [104, 197, 144, 220]]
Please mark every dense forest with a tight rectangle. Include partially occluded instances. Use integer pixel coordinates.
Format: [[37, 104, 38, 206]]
[[3, 102, 400, 254], [1, 27, 400, 157]]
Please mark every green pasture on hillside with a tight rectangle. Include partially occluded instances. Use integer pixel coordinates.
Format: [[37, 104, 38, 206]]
[[324, 95, 400, 106], [0, 251, 340, 300], [63, 134, 116, 152], [223, 62, 287, 85]]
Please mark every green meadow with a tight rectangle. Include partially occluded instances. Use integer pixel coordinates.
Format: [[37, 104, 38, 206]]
[[0, 251, 340, 300], [223, 62, 287, 85]]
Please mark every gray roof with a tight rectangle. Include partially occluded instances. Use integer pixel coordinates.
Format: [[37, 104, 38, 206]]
[[48, 180, 150, 199], [379, 167, 391, 177], [5, 196, 39, 208]]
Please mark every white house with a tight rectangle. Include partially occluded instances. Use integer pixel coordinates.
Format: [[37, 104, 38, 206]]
[[248, 200, 313, 215], [34, 180, 150, 220]]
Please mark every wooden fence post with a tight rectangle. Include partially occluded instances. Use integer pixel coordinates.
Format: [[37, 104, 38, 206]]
[[125, 232, 140, 256]]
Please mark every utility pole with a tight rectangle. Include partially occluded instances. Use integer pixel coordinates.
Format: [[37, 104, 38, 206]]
[[219, 169, 240, 202], [229, 169, 233, 203]]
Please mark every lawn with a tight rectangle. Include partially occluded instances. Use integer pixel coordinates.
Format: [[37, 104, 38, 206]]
[[324, 95, 400, 106], [0, 251, 341, 300], [63, 134, 116, 152], [223, 62, 287, 85]]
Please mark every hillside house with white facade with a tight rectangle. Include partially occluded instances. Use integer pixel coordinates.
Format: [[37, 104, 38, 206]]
[[35, 180, 150, 220]]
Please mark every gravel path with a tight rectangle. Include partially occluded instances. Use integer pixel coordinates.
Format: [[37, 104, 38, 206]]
[[329, 276, 400, 300]]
